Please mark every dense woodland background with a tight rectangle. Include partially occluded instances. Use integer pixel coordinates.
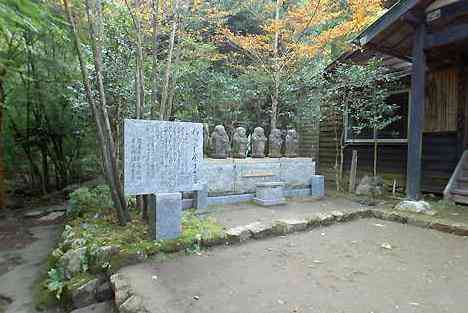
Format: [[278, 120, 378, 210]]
[[0, 0, 390, 214]]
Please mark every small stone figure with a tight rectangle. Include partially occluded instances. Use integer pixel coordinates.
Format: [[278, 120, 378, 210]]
[[268, 128, 283, 158], [210, 125, 230, 159], [232, 127, 248, 158], [285, 129, 299, 158], [252, 127, 267, 158]]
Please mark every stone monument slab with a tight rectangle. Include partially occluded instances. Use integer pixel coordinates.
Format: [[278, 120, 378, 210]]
[[124, 119, 203, 195], [149, 193, 182, 240]]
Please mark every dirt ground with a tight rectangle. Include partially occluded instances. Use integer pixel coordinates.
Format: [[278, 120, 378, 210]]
[[0, 212, 62, 313], [121, 218, 468, 313]]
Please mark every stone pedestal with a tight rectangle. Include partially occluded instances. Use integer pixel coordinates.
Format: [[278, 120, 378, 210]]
[[254, 182, 286, 206], [311, 175, 325, 198], [194, 183, 208, 211], [149, 193, 182, 240]]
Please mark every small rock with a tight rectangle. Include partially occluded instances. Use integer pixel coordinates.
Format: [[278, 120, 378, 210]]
[[330, 210, 345, 222], [246, 222, 273, 239], [71, 278, 98, 309], [110, 273, 132, 307], [94, 245, 120, 267], [59, 247, 87, 279], [70, 301, 113, 313], [95, 281, 113, 302], [193, 296, 200, 300], [381, 242, 393, 250], [38, 211, 65, 222], [226, 225, 251, 243], [24, 210, 44, 218], [316, 213, 334, 225], [275, 219, 308, 234], [373, 223, 385, 228], [120, 295, 145, 313], [277, 299, 285, 305], [394, 200, 436, 215]]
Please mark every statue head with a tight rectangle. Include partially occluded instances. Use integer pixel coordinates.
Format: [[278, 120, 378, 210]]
[[287, 129, 297, 138], [214, 125, 227, 136], [270, 128, 282, 139], [235, 127, 246, 137], [254, 127, 265, 137]]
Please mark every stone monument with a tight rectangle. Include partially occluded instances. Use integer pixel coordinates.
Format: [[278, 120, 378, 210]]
[[268, 128, 283, 158], [210, 125, 230, 159], [232, 127, 248, 159], [252, 127, 267, 158], [124, 119, 204, 240], [285, 129, 299, 158]]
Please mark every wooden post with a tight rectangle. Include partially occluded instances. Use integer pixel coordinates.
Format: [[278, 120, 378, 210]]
[[406, 21, 426, 200], [349, 150, 358, 193]]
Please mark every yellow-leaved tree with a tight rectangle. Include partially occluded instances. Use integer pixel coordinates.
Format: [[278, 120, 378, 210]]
[[224, 0, 384, 129]]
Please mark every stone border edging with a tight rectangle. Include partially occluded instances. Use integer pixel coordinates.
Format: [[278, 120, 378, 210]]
[[111, 208, 468, 313]]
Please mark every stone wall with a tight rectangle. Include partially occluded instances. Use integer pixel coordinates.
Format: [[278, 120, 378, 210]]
[[201, 158, 315, 196]]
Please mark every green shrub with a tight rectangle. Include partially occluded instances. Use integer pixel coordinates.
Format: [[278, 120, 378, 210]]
[[68, 185, 113, 217]]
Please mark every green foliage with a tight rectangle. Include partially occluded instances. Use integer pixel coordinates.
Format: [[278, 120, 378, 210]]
[[46, 268, 66, 299], [68, 185, 113, 217]]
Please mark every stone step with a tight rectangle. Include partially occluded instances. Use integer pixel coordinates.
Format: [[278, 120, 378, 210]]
[[451, 194, 468, 205]]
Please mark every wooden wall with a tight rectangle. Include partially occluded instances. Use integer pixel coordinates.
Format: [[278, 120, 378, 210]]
[[318, 67, 461, 193]]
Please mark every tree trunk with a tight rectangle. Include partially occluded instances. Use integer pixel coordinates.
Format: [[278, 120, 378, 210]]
[[373, 128, 378, 177], [160, 0, 178, 120], [150, 0, 160, 119], [0, 65, 6, 210], [63, 0, 128, 225], [270, 0, 280, 130]]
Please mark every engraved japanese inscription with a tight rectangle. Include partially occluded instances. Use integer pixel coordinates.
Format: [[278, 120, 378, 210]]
[[124, 119, 203, 195]]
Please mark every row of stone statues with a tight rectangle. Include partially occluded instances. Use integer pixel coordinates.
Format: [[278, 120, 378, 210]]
[[210, 125, 299, 159]]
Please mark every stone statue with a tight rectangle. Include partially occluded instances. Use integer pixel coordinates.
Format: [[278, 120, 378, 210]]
[[252, 127, 267, 158], [232, 127, 248, 158], [285, 129, 299, 158], [268, 128, 283, 158], [210, 125, 230, 159]]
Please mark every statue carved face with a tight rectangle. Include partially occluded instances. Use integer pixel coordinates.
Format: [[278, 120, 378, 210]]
[[235, 127, 246, 137], [215, 125, 227, 136], [254, 127, 265, 137], [271, 128, 281, 139], [287, 129, 297, 138]]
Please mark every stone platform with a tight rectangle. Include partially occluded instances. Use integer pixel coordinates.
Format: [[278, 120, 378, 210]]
[[201, 158, 315, 195]]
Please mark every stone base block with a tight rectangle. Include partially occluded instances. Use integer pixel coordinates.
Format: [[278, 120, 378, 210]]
[[254, 182, 286, 206], [311, 175, 325, 198], [194, 183, 208, 211], [149, 193, 182, 240]]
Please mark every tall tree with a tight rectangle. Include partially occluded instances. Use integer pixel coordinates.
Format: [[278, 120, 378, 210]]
[[63, 0, 129, 225]]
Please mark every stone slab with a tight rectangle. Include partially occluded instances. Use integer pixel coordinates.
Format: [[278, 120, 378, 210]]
[[201, 160, 235, 195], [254, 181, 286, 206], [234, 160, 281, 194], [311, 175, 325, 198], [149, 193, 182, 240], [280, 158, 315, 188], [124, 119, 203, 195], [194, 183, 208, 211]]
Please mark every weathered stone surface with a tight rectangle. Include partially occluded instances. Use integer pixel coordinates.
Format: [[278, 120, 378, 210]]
[[124, 119, 203, 195], [394, 200, 436, 215], [210, 125, 230, 159], [330, 210, 345, 222], [110, 274, 132, 307], [149, 193, 182, 240], [59, 247, 87, 279], [96, 281, 113, 302], [234, 159, 281, 194], [281, 159, 316, 189], [406, 216, 431, 228], [316, 213, 335, 225], [275, 219, 308, 233], [24, 210, 44, 218], [285, 129, 299, 158], [38, 211, 65, 222], [356, 176, 384, 196], [201, 160, 235, 194], [71, 278, 98, 309], [268, 128, 283, 158], [226, 226, 251, 243], [194, 183, 208, 211], [232, 127, 248, 159], [311, 175, 324, 198], [120, 295, 147, 313], [95, 245, 120, 267], [252, 127, 267, 158], [254, 182, 285, 206], [70, 302, 113, 313], [246, 222, 273, 239]]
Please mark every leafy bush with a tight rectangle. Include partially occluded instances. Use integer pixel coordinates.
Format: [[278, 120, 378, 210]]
[[68, 185, 113, 217]]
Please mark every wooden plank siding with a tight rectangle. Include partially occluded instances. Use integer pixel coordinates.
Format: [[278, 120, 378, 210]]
[[318, 67, 461, 193]]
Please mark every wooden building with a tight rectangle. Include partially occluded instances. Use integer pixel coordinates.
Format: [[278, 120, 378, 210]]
[[319, 0, 468, 201]]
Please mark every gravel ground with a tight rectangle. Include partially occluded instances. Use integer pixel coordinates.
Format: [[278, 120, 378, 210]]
[[121, 218, 468, 313]]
